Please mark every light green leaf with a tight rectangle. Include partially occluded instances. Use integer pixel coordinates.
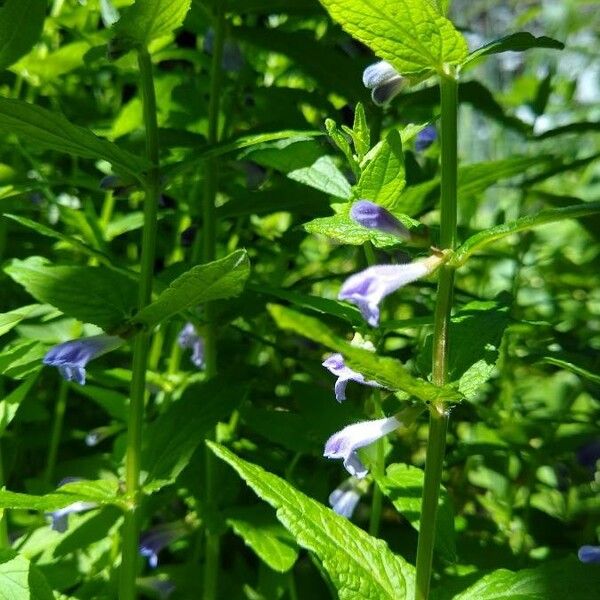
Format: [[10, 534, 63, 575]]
[[0, 375, 38, 436], [357, 129, 405, 207], [373, 463, 456, 563], [0, 0, 46, 72], [130, 250, 250, 330], [319, 0, 468, 76], [0, 549, 54, 600], [0, 304, 39, 337], [227, 505, 299, 573], [210, 442, 415, 599], [288, 155, 352, 199], [4, 256, 138, 332], [114, 0, 191, 47], [0, 98, 147, 178], [538, 355, 600, 385], [0, 340, 46, 380], [352, 102, 370, 159]]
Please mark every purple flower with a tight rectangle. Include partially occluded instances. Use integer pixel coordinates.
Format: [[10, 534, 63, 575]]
[[576, 439, 600, 470], [338, 255, 443, 327], [322, 353, 383, 402], [578, 545, 600, 564], [362, 60, 404, 105], [329, 480, 362, 518], [415, 125, 437, 152], [43, 335, 124, 385], [177, 323, 205, 369], [47, 478, 97, 533], [324, 416, 401, 478], [140, 522, 188, 568], [350, 200, 410, 238]]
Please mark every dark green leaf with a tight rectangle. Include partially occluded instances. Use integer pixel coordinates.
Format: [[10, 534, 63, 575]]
[[0, 0, 46, 71]]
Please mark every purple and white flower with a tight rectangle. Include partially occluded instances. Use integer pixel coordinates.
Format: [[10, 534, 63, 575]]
[[322, 353, 383, 402], [338, 255, 443, 327], [324, 416, 401, 478], [415, 125, 437, 152], [177, 323, 205, 369], [350, 200, 410, 238], [362, 60, 404, 105], [140, 521, 188, 568], [43, 335, 124, 385], [329, 479, 362, 518], [578, 545, 600, 564]]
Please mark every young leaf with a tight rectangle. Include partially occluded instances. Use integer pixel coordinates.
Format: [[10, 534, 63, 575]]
[[209, 442, 415, 600], [318, 0, 468, 76], [0, 0, 46, 71], [0, 550, 54, 600], [130, 250, 250, 330]]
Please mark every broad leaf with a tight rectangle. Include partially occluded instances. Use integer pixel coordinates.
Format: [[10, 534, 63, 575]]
[[210, 442, 415, 599], [319, 0, 468, 76], [131, 250, 250, 329], [0, 550, 54, 600], [0, 0, 46, 71]]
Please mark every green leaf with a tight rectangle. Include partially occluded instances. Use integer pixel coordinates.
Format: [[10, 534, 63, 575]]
[[0, 304, 39, 337], [227, 505, 299, 573], [0, 549, 54, 600], [0, 375, 38, 436], [538, 355, 600, 386], [209, 442, 415, 599], [373, 463, 456, 563], [130, 251, 250, 330], [0, 479, 120, 511], [114, 0, 191, 47], [0, 0, 46, 72], [464, 32, 564, 68], [318, 0, 468, 76], [268, 304, 459, 403], [0, 98, 147, 179], [357, 129, 406, 207], [0, 340, 46, 380], [351, 102, 370, 160], [4, 257, 137, 332], [142, 378, 245, 493]]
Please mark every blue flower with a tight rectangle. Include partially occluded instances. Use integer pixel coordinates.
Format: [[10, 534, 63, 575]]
[[362, 60, 404, 105], [322, 353, 383, 402], [415, 125, 437, 152], [177, 323, 205, 369], [578, 545, 600, 564], [47, 478, 97, 533], [140, 522, 188, 568], [329, 480, 362, 518], [324, 416, 401, 478], [43, 335, 124, 385], [350, 200, 410, 238], [338, 255, 443, 327]]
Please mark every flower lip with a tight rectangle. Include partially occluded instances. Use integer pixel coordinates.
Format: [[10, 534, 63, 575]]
[[322, 352, 383, 402], [415, 125, 437, 152], [140, 522, 188, 569], [329, 480, 362, 518], [362, 60, 399, 88], [177, 323, 205, 369], [578, 545, 600, 564], [350, 200, 410, 238]]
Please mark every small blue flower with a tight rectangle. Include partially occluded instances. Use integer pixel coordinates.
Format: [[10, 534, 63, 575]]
[[47, 478, 97, 533], [578, 545, 600, 564], [362, 60, 404, 105], [415, 125, 437, 152], [329, 480, 362, 518], [322, 353, 383, 402], [140, 522, 188, 568], [338, 256, 442, 327], [43, 335, 123, 385], [350, 200, 410, 238], [177, 323, 205, 369], [324, 416, 401, 478]]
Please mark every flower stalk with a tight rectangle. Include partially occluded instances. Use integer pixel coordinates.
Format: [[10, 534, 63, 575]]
[[414, 72, 458, 600]]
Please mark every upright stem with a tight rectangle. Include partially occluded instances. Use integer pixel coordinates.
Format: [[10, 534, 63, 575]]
[[414, 73, 458, 600], [44, 380, 69, 485], [201, 7, 226, 600], [119, 48, 161, 600], [0, 442, 9, 547]]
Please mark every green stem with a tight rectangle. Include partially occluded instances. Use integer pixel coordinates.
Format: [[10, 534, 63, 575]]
[[0, 442, 10, 547], [201, 7, 226, 600], [119, 48, 161, 600], [368, 438, 384, 537], [414, 73, 458, 600], [44, 380, 68, 486]]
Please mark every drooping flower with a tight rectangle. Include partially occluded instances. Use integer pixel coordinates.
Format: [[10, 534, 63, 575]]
[[350, 200, 410, 238], [362, 60, 404, 105], [177, 323, 205, 369], [140, 521, 188, 569], [415, 125, 437, 152], [578, 545, 600, 564], [47, 478, 97, 533], [322, 353, 383, 402], [324, 416, 402, 478], [338, 255, 444, 327], [329, 479, 363, 518], [43, 335, 124, 385]]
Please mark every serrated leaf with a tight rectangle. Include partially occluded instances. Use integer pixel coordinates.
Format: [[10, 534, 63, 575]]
[[0, 0, 46, 72], [5, 257, 137, 332], [130, 251, 250, 330], [373, 463, 456, 563], [227, 505, 299, 573], [0, 549, 54, 600], [210, 442, 415, 599], [319, 0, 468, 76], [114, 0, 191, 47]]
